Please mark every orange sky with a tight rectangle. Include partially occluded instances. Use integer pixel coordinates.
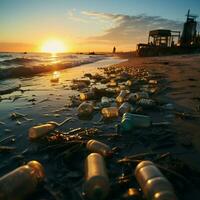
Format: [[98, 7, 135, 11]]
[[1, 0, 199, 52]]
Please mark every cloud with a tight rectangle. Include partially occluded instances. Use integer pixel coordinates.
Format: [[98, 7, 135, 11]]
[[67, 9, 88, 23], [81, 11, 183, 50]]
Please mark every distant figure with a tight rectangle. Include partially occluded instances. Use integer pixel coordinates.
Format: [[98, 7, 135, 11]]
[[112, 46, 116, 53], [171, 40, 175, 47]]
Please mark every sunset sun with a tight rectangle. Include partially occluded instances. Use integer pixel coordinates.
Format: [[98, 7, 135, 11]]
[[41, 40, 68, 53]]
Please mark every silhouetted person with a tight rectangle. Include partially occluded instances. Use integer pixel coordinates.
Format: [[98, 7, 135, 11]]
[[171, 40, 175, 47], [113, 46, 116, 53]]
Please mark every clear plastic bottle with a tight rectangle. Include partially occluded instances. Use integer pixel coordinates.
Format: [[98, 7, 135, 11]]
[[101, 96, 110, 107], [101, 107, 119, 118], [84, 153, 109, 200], [135, 161, 177, 200], [119, 102, 132, 115], [29, 122, 57, 140], [116, 90, 128, 103], [121, 113, 152, 131], [86, 140, 112, 157], [0, 161, 45, 200], [77, 102, 93, 117]]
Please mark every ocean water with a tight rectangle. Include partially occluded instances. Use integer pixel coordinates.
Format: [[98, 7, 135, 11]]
[[0, 52, 106, 79]]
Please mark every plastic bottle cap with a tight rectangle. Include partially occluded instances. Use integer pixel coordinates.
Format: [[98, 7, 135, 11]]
[[27, 161, 45, 182]]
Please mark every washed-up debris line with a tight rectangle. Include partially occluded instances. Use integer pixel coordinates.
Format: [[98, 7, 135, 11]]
[[1, 65, 200, 200]]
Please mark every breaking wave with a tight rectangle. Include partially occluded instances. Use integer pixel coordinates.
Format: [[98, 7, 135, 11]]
[[0, 55, 105, 79]]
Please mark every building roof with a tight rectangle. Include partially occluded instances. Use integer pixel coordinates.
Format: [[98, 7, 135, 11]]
[[149, 29, 171, 37]]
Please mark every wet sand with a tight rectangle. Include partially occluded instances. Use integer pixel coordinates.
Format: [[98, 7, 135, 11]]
[[0, 54, 200, 200]]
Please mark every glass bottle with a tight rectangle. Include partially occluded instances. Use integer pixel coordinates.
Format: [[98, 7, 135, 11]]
[[0, 161, 45, 200], [84, 153, 109, 200]]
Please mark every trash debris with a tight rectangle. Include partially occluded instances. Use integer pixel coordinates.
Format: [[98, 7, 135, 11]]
[[84, 153, 110, 200], [77, 102, 94, 118], [0, 161, 45, 200], [120, 113, 152, 131], [135, 160, 178, 200], [128, 92, 149, 103], [119, 102, 133, 116], [86, 139, 112, 157], [116, 90, 128, 103], [101, 96, 110, 107], [136, 98, 156, 108], [101, 107, 119, 118], [120, 113, 170, 132], [29, 117, 72, 140]]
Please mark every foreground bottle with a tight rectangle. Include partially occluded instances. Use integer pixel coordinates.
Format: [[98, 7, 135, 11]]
[[86, 140, 112, 157], [84, 153, 110, 200], [0, 161, 45, 200], [135, 161, 177, 200]]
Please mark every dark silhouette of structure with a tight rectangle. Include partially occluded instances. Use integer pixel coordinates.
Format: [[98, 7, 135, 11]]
[[137, 10, 200, 56]]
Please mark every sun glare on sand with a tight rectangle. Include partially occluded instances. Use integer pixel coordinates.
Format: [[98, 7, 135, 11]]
[[41, 40, 68, 53]]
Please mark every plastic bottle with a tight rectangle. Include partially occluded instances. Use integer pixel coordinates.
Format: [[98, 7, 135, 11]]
[[86, 140, 112, 157], [135, 161, 177, 200], [0, 161, 45, 200], [109, 79, 117, 87], [121, 113, 152, 131], [101, 107, 119, 118], [149, 80, 158, 84], [80, 91, 95, 101], [29, 122, 57, 140], [116, 90, 128, 103], [101, 96, 110, 107], [77, 102, 93, 117], [125, 80, 132, 86], [137, 98, 156, 108], [84, 153, 110, 200], [29, 118, 71, 140], [119, 102, 132, 115], [128, 92, 149, 102]]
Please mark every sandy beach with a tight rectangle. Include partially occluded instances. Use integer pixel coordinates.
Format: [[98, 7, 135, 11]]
[[0, 53, 200, 200]]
